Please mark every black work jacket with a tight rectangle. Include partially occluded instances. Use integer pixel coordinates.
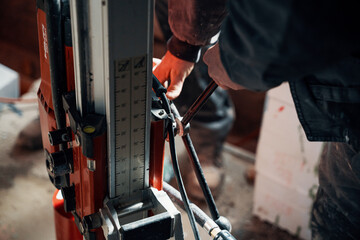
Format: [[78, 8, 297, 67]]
[[290, 59, 360, 147], [168, 0, 360, 146]]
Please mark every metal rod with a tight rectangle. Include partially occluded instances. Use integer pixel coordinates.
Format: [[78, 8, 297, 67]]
[[181, 80, 218, 126], [164, 182, 237, 240], [182, 134, 221, 221], [163, 182, 219, 235]]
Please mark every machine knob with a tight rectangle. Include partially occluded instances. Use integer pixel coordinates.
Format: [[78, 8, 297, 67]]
[[46, 148, 73, 177], [48, 127, 72, 145]]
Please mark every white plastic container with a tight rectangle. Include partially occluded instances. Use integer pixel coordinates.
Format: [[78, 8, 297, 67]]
[[0, 64, 19, 99], [253, 83, 322, 240]]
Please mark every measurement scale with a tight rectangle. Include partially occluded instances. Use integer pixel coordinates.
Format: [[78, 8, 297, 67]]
[[114, 56, 148, 198], [70, 0, 153, 200]]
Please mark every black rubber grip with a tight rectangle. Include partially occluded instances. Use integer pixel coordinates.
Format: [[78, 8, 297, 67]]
[[152, 74, 167, 97]]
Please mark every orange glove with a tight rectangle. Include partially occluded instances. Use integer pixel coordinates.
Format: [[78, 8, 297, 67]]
[[153, 51, 194, 100]]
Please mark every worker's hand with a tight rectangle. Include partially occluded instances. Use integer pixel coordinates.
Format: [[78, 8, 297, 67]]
[[153, 51, 194, 100], [203, 43, 244, 90]]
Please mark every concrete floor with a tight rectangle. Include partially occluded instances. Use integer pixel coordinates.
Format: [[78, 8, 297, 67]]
[[0, 86, 55, 240], [0, 84, 298, 240]]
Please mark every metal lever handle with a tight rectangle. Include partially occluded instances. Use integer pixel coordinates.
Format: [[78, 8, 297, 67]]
[[181, 80, 218, 126], [179, 80, 233, 231]]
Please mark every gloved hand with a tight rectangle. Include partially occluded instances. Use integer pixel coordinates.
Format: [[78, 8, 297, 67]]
[[203, 43, 244, 90], [153, 50, 194, 100]]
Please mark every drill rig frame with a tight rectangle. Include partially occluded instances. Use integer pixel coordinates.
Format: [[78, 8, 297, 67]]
[[36, 0, 236, 239]]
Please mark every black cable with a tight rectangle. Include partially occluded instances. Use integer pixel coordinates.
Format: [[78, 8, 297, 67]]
[[152, 75, 200, 239], [169, 97, 221, 220], [159, 93, 200, 240], [182, 134, 220, 221], [167, 123, 201, 240], [45, 0, 67, 150], [169, 80, 232, 231], [166, 90, 221, 221], [154, 75, 233, 234]]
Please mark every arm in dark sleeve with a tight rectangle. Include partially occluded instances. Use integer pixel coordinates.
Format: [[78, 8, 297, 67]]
[[167, 0, 227, 62], [219, 0, 360, 91]]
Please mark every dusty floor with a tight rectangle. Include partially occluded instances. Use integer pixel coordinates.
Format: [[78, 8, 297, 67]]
[[0, 85, 299, 240]]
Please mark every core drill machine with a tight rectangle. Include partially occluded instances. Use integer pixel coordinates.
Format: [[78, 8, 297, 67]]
[[36, 0, 236, 239]]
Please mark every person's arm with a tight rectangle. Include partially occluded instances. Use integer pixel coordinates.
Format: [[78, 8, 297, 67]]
[[167, 0, 227, 60], [203, 43, 243, 90], [153, 0, 227, 99], [205, 0, 360, 91]]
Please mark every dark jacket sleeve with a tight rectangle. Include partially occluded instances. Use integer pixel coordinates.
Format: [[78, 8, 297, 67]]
[[219, 0, 360, 91], [167, 0, 227, 62]]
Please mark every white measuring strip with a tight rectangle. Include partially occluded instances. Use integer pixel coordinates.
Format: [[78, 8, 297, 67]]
[[114, 56, 147, 198]]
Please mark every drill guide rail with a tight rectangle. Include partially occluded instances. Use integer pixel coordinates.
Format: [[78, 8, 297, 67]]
[[70, 0, 152, 201]]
